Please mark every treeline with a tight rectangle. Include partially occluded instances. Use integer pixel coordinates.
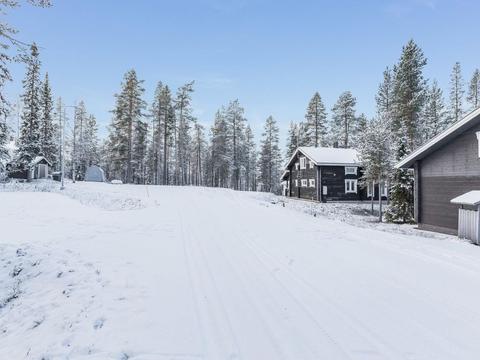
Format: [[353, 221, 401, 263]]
[[101, 71, 282, 192]]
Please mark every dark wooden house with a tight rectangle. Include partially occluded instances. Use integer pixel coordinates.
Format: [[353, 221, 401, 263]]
[[396, 107, 480, 235], [281, 147, 388, 202]]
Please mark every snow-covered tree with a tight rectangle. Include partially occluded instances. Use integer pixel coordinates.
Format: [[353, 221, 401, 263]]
[[39, 72, 57, 165], [286, 121, 299, 159], [225, 99, 246, 190], [84, 114, 99, 167], [132, 117, 148, 183], [191, 121, 206, 186], [0, 118, 8, 180], [387, 39, 427, 223], [467, 69, 480, 110], [108, 69, 146, 183], [16, 42, 41, 167], [330, 91, 357, 148], [244, 124, 257, 191], [449, 61, 464, 123], [304, 92, 327, 147], [206, 108, 231, 187], [174, 81, 194, 185], [357, 115, 393, 221], [376, 67, 394, 118], [423, 80, 448, 141], [0, 0, 51, 120], [258, 115, 281, 193]]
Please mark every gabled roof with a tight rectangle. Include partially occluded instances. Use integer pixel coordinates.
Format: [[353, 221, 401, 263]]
[[396, 107, 480, 169], [30, 156, 52, 166], [451, 191, 480, 206], [285, 146, 360, 169]]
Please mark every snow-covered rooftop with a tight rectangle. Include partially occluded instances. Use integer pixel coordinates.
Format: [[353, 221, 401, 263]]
[[296, 146, 360, 166], [450, 191, 480, 206]]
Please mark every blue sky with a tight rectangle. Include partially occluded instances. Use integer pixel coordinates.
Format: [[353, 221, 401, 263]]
[[5, 0, 480, 145]]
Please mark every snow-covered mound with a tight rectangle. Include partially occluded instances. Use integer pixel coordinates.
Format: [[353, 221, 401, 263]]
[[0, 180, 146, 211]]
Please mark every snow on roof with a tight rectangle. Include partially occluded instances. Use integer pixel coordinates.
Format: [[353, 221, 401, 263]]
[[292, 146, 360, 166], [30, 156, 52, 166], [450, 191, 480, 206], [396, 107, 480, 169]]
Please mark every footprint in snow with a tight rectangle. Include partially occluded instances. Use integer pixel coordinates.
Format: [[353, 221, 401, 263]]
[[93, 317, 106, 330]]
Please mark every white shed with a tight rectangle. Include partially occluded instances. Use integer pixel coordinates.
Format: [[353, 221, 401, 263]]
[[450, 191, 480, 244], [85, 165, 105, 182]]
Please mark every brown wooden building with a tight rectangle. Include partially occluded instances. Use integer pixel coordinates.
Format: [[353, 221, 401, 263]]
[[281, 147, 387, 202], [396, 107, 480, 235]]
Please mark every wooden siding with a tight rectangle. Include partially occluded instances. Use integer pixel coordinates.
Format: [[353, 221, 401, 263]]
[[417, 122, 480, 232], [420, 176, 480, 231], [288, 152, 318, 200]]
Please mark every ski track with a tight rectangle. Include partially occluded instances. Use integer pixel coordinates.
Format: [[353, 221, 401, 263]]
[[3, 184, 480, 359]]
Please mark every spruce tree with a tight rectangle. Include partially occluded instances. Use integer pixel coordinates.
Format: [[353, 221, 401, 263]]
[[208, 108, 231, 187], [330, 91, 357, 148], [191, 121, 206, 186], [39, 72, 57, 165], [449, 61, 464, 123], [84, 114, 99, 167], [386, 39, 427, 223], [423, 80, 448, 141], [304, 92, 327, 147], [16, 42, 42, 167], [258, 115, 281, 193], [467, 69, 480, 110], [132, 118, 148, 183]]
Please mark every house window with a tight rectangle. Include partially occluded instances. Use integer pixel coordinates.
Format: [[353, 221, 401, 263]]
[[380, 183, 388, 197], [345, 166, 357, 175], [367, 182, 375, 197], [300, 157, 307, 169], [294, 179, 298, 187], [295, 162, 300, 170], [345, 179, 357, 194], [309, 179, 315, 188], [286, 181, 290, 189], [301, 179, 307, 187], [309, 160, 315, 169]]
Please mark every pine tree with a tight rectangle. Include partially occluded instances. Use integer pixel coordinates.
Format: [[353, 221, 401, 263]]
[[209, 108, 231, 188], [0, 1, 51, 120], [286, 121, 299, 159], [39, 72, 57, 165], [330, 91, 357, 148], [244, 125, 257, 191], [132, 118, 148, 183], [0, 118, 8, 180], [386, 39, 427, 223], [467, 69, 480, 110], [225, 99, 246, 190], [174, 81, 194, 185], [84, 114, 99, 167], [16, 42, 42, 167], [108, 69, 146, 183], [191, 121, 206, 186], [376, 67, 394, 117], [304, 92, 327, 147], [72, 101, 88, 180], [423, 80, 448, 141], [449, 61, 464, 123], [258, 115, 281, 193]]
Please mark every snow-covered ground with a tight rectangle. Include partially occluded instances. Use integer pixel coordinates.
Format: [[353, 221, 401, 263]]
[[2, 181, 480, 359]]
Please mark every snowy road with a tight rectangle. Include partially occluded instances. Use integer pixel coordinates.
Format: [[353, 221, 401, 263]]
[[2, 184, 480, 359]]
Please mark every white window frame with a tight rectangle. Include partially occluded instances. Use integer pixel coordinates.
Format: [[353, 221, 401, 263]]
[[301, 179, 308, 187], [367, 182, 375, 197], [309, 179, 315, 188], [300, 157, 307, 170], [309, 160, 315, 169], [345, 166, 358, 175], [345, 179, 358, 194], [295, 162, 300, 170], [380, 182, 388, 197], [294, 179, 298, 187]]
